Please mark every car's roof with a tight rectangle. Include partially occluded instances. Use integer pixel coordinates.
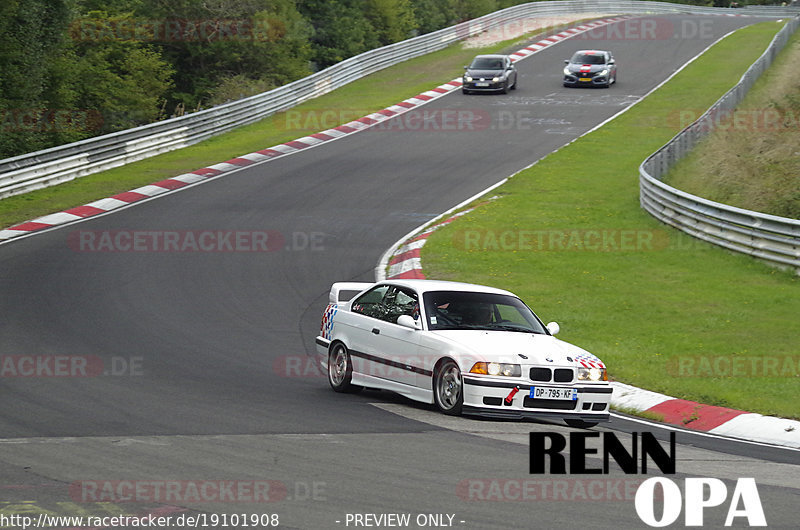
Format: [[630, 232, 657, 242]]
[[572, 49, 609, 55], [380, 279, 516, 297], [472, 54, 507, 59]]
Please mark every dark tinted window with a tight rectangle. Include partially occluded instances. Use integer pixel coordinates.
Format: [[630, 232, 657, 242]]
[[352, 285, 419, 324], [470, 57, 504, 70], [571, 53, 606, 65], [351, 285, 390, 319]]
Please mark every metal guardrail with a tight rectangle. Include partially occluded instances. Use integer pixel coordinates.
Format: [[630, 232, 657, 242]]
[[639, 16, 800, 274], [0, 1, 786, 199]]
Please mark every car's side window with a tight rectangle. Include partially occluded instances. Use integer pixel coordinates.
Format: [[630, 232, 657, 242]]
[[351, 285, 390, 319], [381, 286, 419, 324]]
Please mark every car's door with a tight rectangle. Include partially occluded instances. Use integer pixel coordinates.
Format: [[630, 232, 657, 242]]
[[374, 286, 427, 388], [348, 285, 423, 387]]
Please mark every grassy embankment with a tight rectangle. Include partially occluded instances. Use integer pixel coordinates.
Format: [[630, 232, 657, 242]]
[[665, 27, 800, 219], [0, 22, 581, 230], [420, 20, 799, 420]]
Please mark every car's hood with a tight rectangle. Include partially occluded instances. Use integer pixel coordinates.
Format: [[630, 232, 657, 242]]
[[465, 69, 503, 78], [429, 329, 602, 367]]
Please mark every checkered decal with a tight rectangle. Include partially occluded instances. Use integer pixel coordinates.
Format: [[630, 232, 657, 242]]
[[574, 352, 605, 369], [320, 304, 338, 341]]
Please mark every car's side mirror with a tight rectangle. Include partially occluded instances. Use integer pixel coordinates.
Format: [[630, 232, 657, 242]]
[[397, 315, 421, 330], [546, 321, 560, 335], [564, 59, 569, 64], [609, 59, 615, 64], [464, 65, 468, 69]]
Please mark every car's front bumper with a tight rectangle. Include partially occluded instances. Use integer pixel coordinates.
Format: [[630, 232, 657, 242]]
[[462, 375, 612, 421], [563, 74, 608, 86], [463, 79, 507, 92]]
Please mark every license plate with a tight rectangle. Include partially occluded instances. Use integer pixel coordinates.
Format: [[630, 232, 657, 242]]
[[530, 386, 577, 400], [579, 77, 592, 82], [476, 82, 489, 87]]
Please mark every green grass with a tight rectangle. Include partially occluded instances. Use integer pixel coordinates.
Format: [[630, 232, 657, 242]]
[[0, 21, 583, 230], [610, 405, 665, 424], [420, 20, 800, 420], [664, 27, 800, 218]]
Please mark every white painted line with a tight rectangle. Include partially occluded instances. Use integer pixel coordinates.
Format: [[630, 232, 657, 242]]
[[29, 212, 82, 226], [205, 162, 239, 172], [85, 198, 129, 210], [387, 257, 422, 277], [130, 185, 170, 197], [170, 173, 208, 184]]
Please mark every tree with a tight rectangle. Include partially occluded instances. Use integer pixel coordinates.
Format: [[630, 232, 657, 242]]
[[0, 0, 74, 157], [298, 0, 379, 69], [364, 0, 417, 46]]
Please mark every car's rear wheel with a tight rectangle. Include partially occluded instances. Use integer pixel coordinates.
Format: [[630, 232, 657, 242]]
[[433, 359, 463, 415], [565, 419, 598, 429], [328, 343, 361, 393]]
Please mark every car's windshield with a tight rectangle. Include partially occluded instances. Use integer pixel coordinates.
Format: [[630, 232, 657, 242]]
[[571, 53, 606, 65], [423, 291, 547, 333], [470, 57, 504, 70]]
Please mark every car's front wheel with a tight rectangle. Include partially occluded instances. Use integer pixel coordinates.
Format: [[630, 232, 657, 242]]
[[433, 359, 463, 415], [462, 88, 470, 95], [328, 343, 361, 393]]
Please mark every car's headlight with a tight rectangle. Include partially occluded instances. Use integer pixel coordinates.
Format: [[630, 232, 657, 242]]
[[598, 69, 608, 76], [492, 76, 500, 82], [563, 67, 571, 75], [577, 367, 607, 381], [470, 362, 521, 377], [464, 75, 472, 82]]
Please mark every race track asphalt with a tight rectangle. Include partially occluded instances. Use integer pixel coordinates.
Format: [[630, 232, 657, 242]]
[[1, 14, 797, 529]]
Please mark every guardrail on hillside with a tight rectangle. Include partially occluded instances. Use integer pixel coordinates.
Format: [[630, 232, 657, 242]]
[[0, 1, 792, 200], [639, 16, 800, 274]]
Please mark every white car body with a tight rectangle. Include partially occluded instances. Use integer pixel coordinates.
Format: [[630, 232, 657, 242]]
[[315, 279, 611, 426]]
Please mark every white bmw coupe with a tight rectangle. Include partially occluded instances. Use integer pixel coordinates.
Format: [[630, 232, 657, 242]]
[[315, 279, 611, 427]]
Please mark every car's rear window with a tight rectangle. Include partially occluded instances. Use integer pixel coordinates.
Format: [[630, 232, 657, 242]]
[[571, 53, 606, 65]]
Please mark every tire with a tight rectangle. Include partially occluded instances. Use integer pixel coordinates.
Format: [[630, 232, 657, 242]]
[[500, 81, 509, 94], [433, 359, 463, 415], [327, 343, 362, 393], [462, 88, 470, 95], [510, 75, 518, 90], [565, 419, 599, 429]]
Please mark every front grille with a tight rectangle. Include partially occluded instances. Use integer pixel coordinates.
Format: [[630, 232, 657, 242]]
[[523, 397, 577, 410], [592, 403, 608, 411], [483, 397, 503, 406], [554, 369, 573, 382], [530, 368, 551, 381]]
